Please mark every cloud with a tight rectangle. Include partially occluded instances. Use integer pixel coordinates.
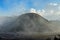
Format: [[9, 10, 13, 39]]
[[30, 8, 37, 13], [30, 8, 45, 16], [36, 9, 46, 16], [43, 3, 60, 20], [49, 3, 58, 6], [30, 3, 60, 20]]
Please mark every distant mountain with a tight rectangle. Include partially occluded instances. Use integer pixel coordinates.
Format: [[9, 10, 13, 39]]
[[1, 13, 60, 33], [0, 13, 60, 40], [8, 13, 52, 33]]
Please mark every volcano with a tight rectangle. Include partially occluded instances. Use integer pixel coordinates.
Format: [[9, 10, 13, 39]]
[[9, 13, 51, 33], [0, 13, 60, 40]]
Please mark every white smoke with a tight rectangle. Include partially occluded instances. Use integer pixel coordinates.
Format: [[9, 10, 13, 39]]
[[30, 8, 45, 16], [30, 8, 37, 13]]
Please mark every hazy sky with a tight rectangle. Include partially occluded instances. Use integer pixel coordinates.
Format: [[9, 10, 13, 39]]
[[0, 0, 60, 20]]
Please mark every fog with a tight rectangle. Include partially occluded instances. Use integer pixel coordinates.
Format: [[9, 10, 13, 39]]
[[0, 13, 60, 36]]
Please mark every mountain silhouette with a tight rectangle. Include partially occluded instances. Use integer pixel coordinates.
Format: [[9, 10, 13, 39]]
[[0, 13, 60, 40], [8, 13, 51, 33]]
